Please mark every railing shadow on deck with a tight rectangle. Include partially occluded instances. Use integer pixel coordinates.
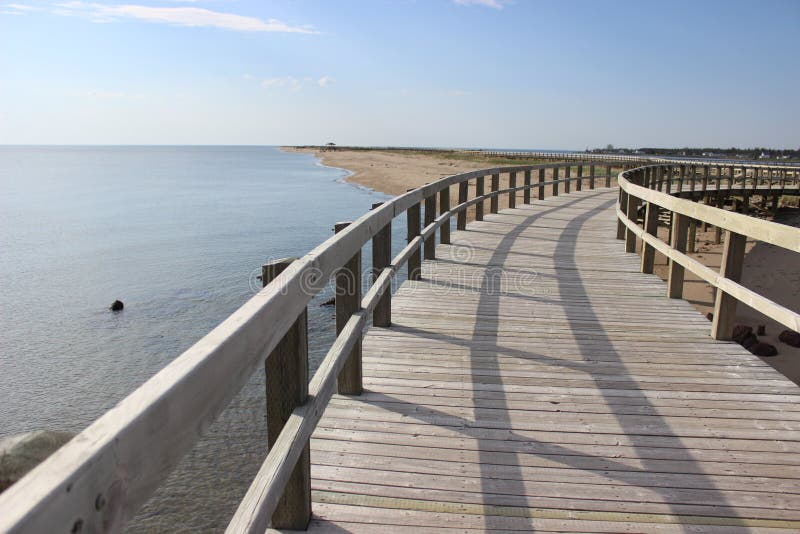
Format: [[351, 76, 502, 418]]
[[351, 191, 748, 530]]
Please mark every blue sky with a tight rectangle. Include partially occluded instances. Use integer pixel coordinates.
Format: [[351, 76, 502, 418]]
[[1, 0, 798, 148]]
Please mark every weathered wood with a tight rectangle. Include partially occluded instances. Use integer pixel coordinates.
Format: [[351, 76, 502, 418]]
[[616, 189, 627, 240], [423, 193, 436, 260], [371, 204, 392, 327], [625, 184, 639, 253], [667, 213, 689, 299], [552, 167, 559, 196], [456, 182, 468, 230], [438, 188, 450, 245], [334, 222, 362, 395], [262, 258, 311, 530], [640, 201, 659, 274], [523, 170, 531, 204], [475, 175, 485, 221], [490, 173, 499, 214], [539, 168, 546, 200], [564, 165, 571, 194], [589, 165, 595, 190], [687, 220, 697, 253], [406, 198, 421, 281], [508, 171, 517, 209], [605, 165, 612, 188], [576, 165, 583, 191], [711, 231, 747, 340]]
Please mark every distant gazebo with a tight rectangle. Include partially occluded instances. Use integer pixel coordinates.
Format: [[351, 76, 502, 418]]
[[323, 142, 337, 152]]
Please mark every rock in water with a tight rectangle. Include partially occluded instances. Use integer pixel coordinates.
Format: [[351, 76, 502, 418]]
[[0, 431, 74, 493], [749, 342, 778, 357], [778, 330, 800, 347], [110, 300, 124, 311], [731, 325, 753, 345]]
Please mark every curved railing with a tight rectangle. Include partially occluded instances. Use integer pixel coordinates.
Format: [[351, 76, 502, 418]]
[[0, 161, 623, 533], [616, 163, 800, 341]]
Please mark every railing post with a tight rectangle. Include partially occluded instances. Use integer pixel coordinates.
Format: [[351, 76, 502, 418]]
[[475, 175, 485, 221], [457, 182, 468, 230], [690, 165, 696, 193], [605, 165, 612, 188], [523, 170, 531, 204], [625, 191, 639, 253], [616, 188, 627, 240], [688, 220, 697, 253], [371, 203, 392, 327], [552, 166, 559, 197], [711, 231, 747, 340], [728, 166, 734, 191], [439, 187, 450, 245], [589, 164, 595, 190], [564, 165, 571, 194], [679, 165, 686, 193], [334, 222, 362, 395], [576, 164, 583, 191], [701, 165, 709, 193], [490, 173, 499, 213], [406, 195, 421, 280], [667, 214, 689, 299], [640, 201, 659, 273], [424, 192, 436, 260], [538, 168, 546, 200], [262, 258, 311, 530], [508, 171, 517, 209]]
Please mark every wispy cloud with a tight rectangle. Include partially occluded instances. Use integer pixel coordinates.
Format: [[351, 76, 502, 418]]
[[39, 2, 319, 33], [6, 3, 43, 10], [317, 76, 335, 88], [255, 75, 335, 91], [453, 0, 509, 8]]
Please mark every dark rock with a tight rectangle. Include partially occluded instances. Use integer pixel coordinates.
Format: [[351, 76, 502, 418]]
[[110, 300, 124, 312], [705, 312, 713, 321], [320, 297, 335, 307], [756, 324, 766, 336], [741, 333, 759, 349], [749, 342, 778, 357], [779, 330, 800, 347], [1, 431, 74, 493], [731, 325, 753, 344]]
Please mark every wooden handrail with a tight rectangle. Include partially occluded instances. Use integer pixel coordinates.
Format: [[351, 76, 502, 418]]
[[617, 164, 800, 341], [6, 157, 764, 533]]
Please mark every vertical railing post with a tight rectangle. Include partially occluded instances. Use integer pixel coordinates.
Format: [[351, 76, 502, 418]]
[[564, 165, 571, 194], [334, 222, 362, 395], [605, 165, 612, 188], [625, 189, 639, 253], [475, 175, 485, 221], [640, 201, 659, 273], [728, 166, 734, 191], [679, 165, 686, 193], [490, 173, 499, 213], [406, 195, 421, 280], [552, 166, 559, 197], [371, 203, 392, 327], [690, 165, 696, 193], [457, 181, 468, 230], [711, 231, 747, 340], [523, 170, 531, 204], [701, 165, 709, 193], [424, 192, 436, 260], [616, 188, 627, 240], [589, 164, 596, 189], [262, 258, 311, 530], [688, 220, 697, 253], [538, 168, 546, 200], [667, 214, 689, 299], [576, 164, 583, 191], [508, 171, 517, 209], [439, 186, 450, 245]]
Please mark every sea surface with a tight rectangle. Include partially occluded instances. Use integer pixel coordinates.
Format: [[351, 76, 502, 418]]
[[0, 146, 403, 531]]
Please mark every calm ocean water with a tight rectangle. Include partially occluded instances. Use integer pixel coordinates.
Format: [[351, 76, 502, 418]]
[[0, 146, 398, 531]]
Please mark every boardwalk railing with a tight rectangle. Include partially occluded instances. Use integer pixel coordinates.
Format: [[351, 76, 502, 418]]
[[616, 163, 800, 341], [0, 161, 625, 533]]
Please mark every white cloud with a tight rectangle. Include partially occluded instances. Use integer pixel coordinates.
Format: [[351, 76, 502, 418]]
[[49, 2, 318, 33], [261, 76, 303, 91], [317, 76, 335, 88], [448, 89, 471, 96], [6, 3, 42, 10], [453, 0, 508, 8]]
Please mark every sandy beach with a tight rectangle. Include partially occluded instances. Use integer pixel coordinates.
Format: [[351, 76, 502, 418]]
[[291, 147, 800, 382]]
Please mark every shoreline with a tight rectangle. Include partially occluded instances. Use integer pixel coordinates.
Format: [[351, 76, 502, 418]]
[[288, 146, 800, 381]]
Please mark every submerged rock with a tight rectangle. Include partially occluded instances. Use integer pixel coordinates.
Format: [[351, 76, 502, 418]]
[[749, 342, 778, 357], [779, 330, 800, 347], [0, 431, 74, 493], [110, 300, 124, 311]]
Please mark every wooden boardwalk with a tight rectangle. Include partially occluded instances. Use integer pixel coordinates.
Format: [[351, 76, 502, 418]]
[[302, 188, 800, 533]]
